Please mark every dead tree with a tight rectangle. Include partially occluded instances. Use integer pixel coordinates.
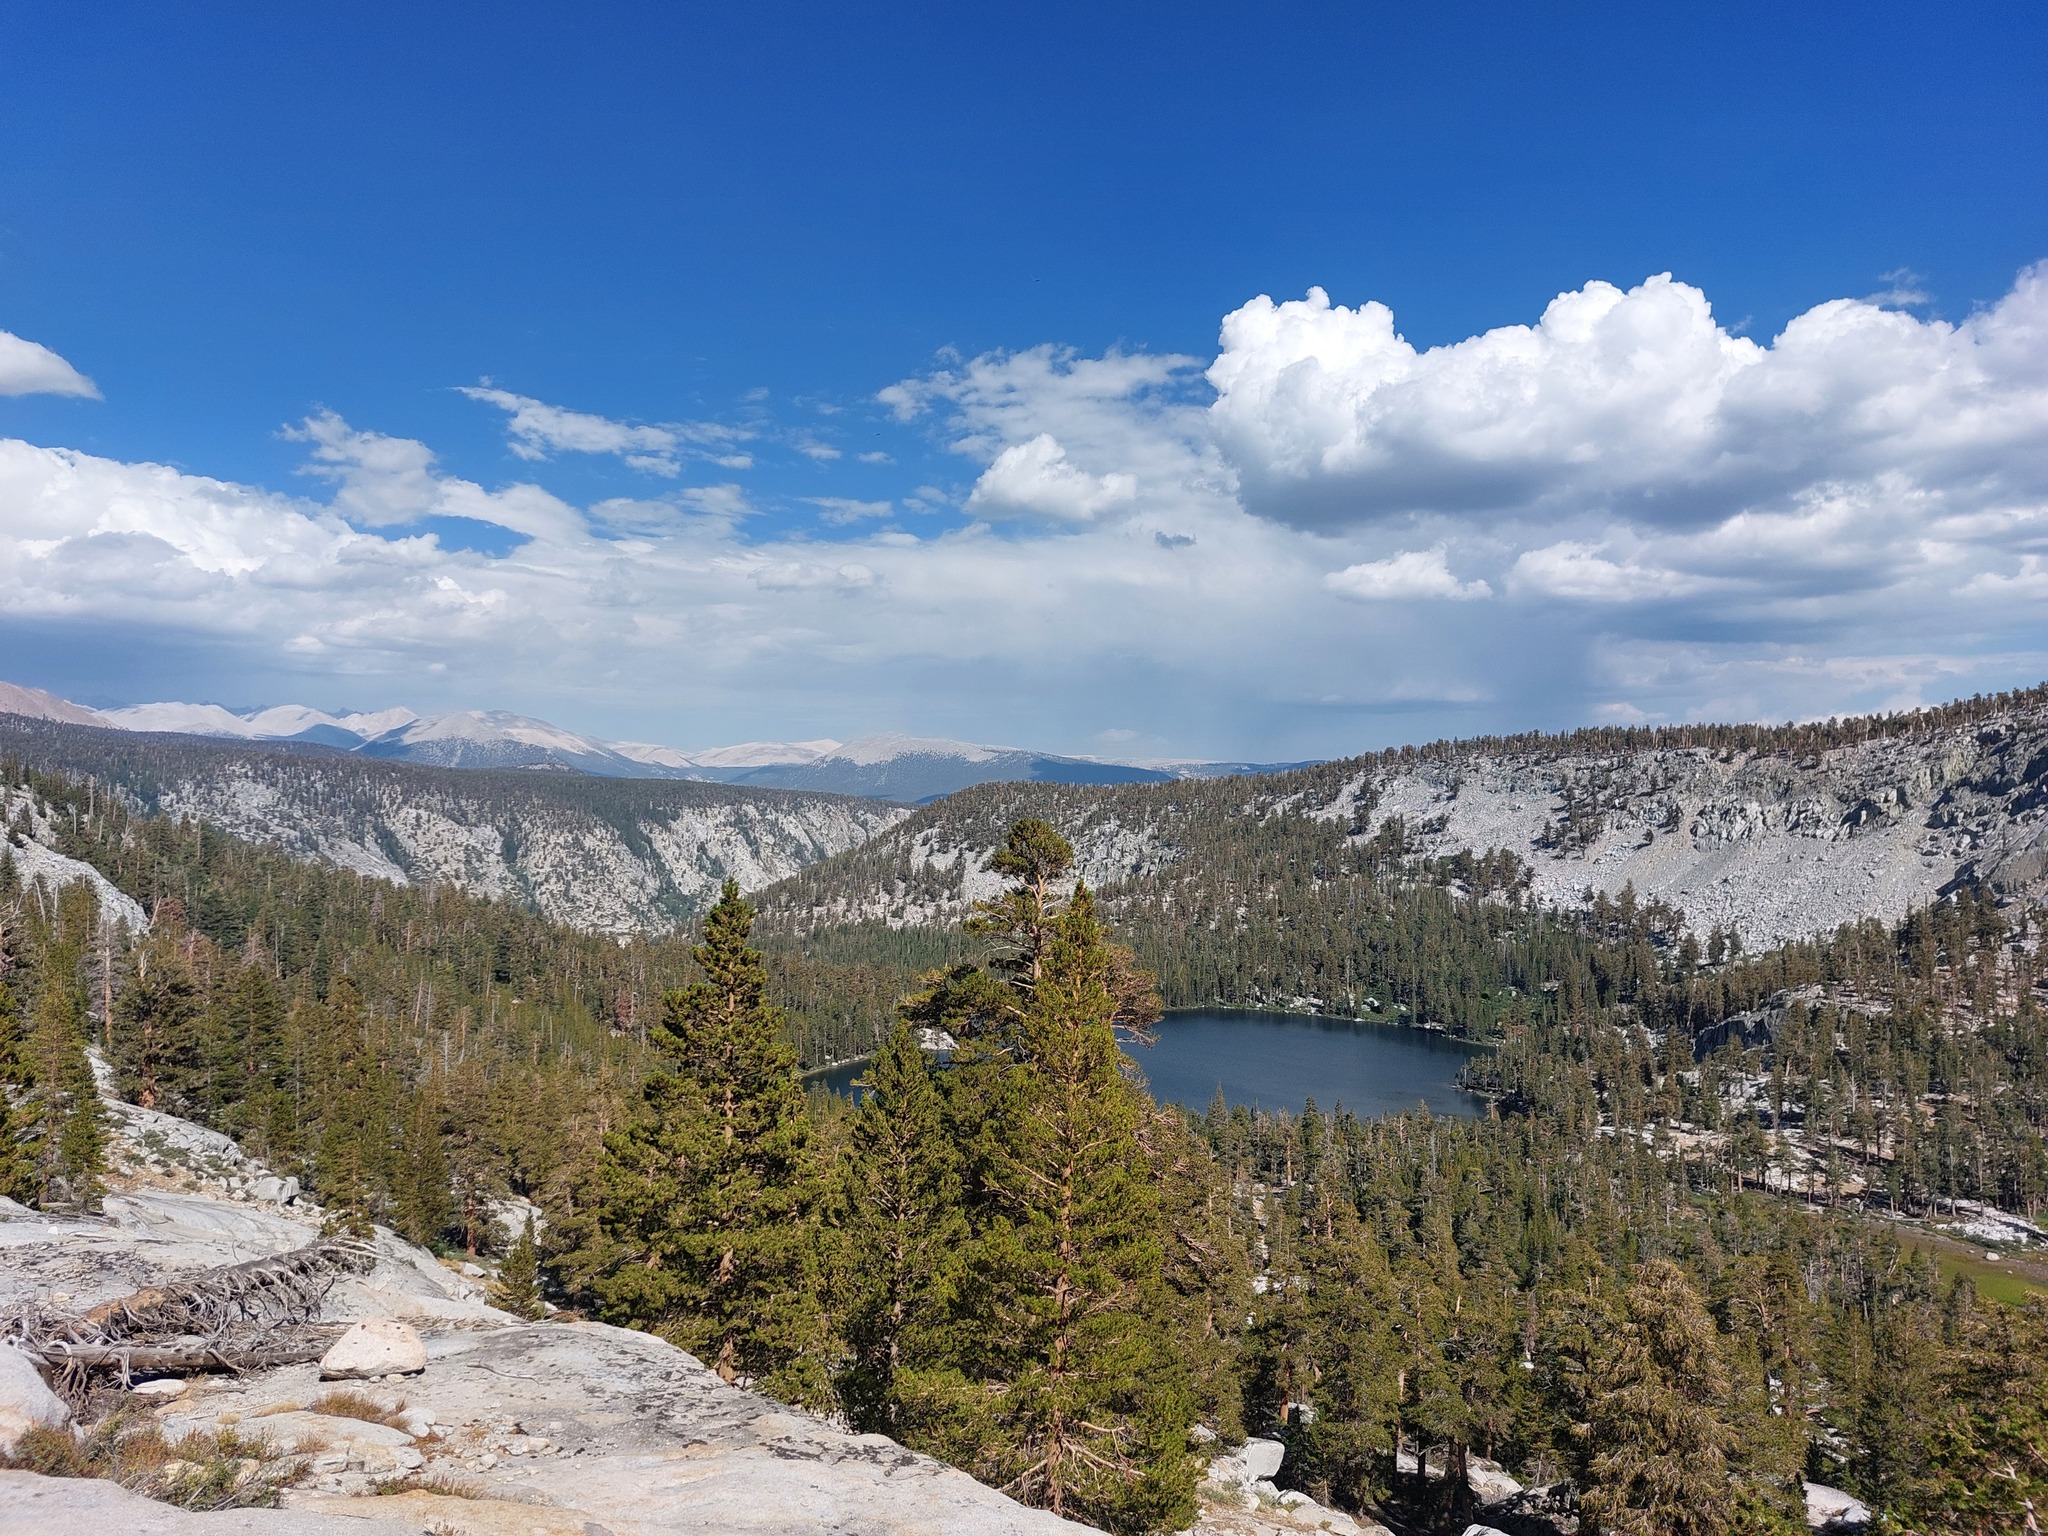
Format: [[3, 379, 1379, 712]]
[[4, 1237, 374, 1403]]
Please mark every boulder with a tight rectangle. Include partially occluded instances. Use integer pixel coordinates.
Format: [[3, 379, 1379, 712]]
[[1468, 1456, 1524, 1505], [128, 1377, 189, 1402], [1804, 1482, 1872, 1531], [1208, 1435, 1287, 1487], [0, 1345, 68, 1454], [1477, 1483, 1579, 1536], [317, 1317, 426, 1380]]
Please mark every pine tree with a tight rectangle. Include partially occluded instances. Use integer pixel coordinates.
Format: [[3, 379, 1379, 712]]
[[966, 817, 1076, 996], [0, 941, 32, 1203], [491, 1212, 546, 1320], [312, 976, 390, 1237], [1577, 1259, 1738, 1536], [1146, 1104, 1253, 1443], [576, 881, 829, 1405], [22, 913, 105, 1211], [392, 1085, 453, 1249], [1271, 1185, 1399, 1511], [950, 884, 1197, 1535], [216, 953, 291, 1154], [834, 1019, 967, 1434], [113, 927, 204, 1114]]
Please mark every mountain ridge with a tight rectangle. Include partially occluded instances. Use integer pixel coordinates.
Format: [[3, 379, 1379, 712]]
[[0, 714, 907, 934], [757, 681, 2048, 955], [10, 682, 1304, 799]]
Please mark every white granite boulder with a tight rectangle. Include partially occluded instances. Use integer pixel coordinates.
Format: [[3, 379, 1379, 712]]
[[317, 1317, 426, 1380], [1804, 1482, 1872, 1531], [1467, 1457, 1524, 1505], [1208, 1435, 1287, 1487], [0, 1345, 68, 1454]]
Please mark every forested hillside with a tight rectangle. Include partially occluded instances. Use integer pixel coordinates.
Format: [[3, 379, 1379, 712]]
[[0, 755, 917, 1238], [10, 706, 2048, 1533], [0, 713, 906, 933]]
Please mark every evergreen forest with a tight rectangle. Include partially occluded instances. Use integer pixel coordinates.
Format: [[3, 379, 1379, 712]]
[[6, 750, 2048, 1534]]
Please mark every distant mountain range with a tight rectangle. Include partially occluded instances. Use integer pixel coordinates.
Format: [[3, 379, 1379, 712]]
[[0, 681, 1309, 802]]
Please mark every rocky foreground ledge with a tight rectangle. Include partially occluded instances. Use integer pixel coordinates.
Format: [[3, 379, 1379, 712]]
[[0, 1093, 1379, 1536], [5, 1321, 1105, 1535], [0, 1200, 1099, 1534]]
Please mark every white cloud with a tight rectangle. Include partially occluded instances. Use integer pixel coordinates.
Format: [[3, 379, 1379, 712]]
[[676, 483, 756, 523], [6, 261, 2048, 752], [1325, 547, 1491, 602], [0, 330, 98, 399], [288, 411, 584, 543], [966, 434, 1138, 522], [1207, 268, 2048, 532], [808, 497, 892, 525], [749, 559, 881, 591], [458, 385, 747, 475], [1508, 541, 1696, 602]]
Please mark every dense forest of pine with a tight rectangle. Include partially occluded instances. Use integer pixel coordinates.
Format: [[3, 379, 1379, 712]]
[[7, 749, 2048, 1533]]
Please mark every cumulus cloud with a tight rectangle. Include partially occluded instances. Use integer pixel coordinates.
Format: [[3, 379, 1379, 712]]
[[288, 411, 584, 543], [749, 559, 880, 591], [6, 261, 2048, 751], [1208, 268, 2048, 532], [459, 385, 750, 474], [0, 330, 98, 399], [675, 483, 756, 523], [966, 434, 1138, 522], [1325, 547, 1491, 602]]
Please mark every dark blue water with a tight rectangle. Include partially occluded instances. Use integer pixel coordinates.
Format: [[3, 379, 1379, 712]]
[[810, 1009, 1482, 1118], [1133, 1009, 1483, 1118]]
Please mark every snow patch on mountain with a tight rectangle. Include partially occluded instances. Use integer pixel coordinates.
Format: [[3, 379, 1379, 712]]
[[613, 738, 843, 770]]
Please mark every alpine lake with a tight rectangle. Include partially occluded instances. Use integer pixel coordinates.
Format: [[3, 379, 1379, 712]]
[[810, 1007, 1486, 1119]]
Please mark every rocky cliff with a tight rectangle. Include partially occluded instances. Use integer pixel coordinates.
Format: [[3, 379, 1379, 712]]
[[761, 692, 2048, 950], [0, 716, 908, 935]]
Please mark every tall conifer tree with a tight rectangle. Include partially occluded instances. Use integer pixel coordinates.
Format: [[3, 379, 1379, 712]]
[[0, 929, 31, 1202], [22, 890, 106, 1211], [491, 1212, 547, 1320], [835, 1019, 967, 1434], [1577, 1259, 1738, 1536], [953, 884, 1197, 1535], [577, 881, 829, 1405]]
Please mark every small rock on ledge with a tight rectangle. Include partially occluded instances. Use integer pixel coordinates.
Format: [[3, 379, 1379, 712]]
[[318, 1317, 426, 1380]]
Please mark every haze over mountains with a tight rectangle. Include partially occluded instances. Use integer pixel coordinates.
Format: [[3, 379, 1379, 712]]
[[0, 680, 1304, 802]]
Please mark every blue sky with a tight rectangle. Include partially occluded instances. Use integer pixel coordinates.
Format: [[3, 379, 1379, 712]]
[[2, 3, 2045, 757]]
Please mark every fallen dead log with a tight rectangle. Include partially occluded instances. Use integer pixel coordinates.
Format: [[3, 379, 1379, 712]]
[[74, 1239, 373, 1341], [3, 1237, 374, 1403], [34, 1330, 344, 1374]]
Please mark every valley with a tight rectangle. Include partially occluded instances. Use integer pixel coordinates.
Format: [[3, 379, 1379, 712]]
[[4, 685, 2048, 1536]]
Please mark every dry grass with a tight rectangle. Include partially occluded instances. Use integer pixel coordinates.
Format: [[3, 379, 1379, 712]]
[[1, 1412, 291, 1510], [306, 1389, 411, 1430], [370, 1468, 488, 1500]]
